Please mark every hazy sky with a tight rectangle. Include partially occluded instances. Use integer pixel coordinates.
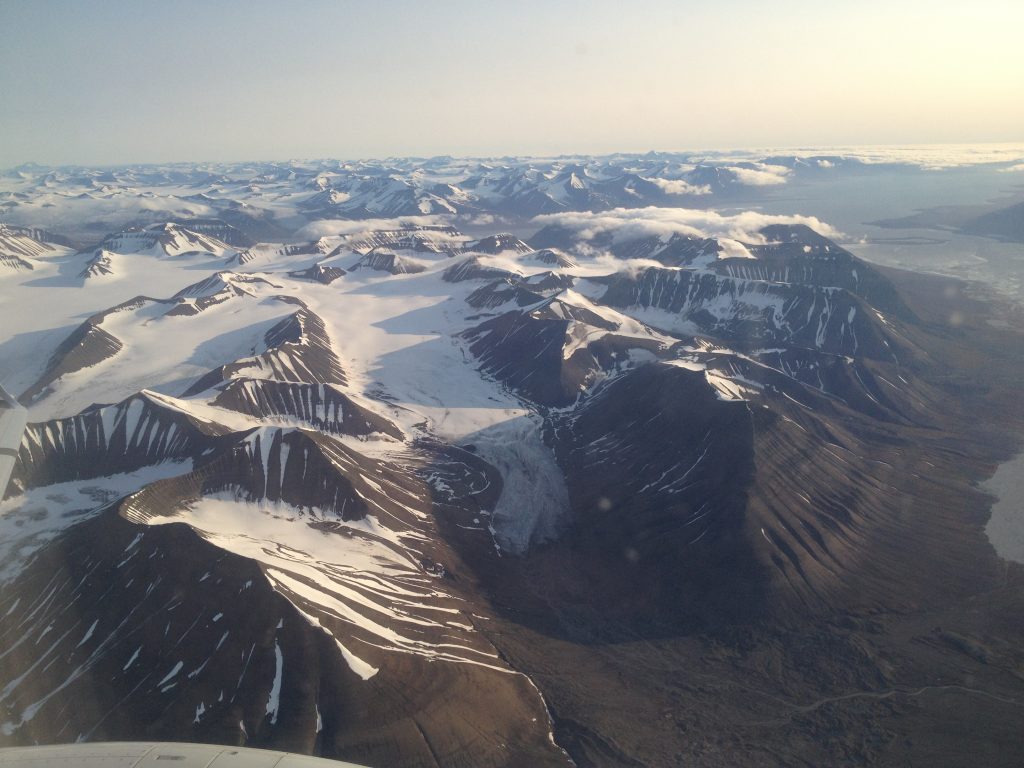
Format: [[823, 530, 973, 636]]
[[1, 0, 1022, 166]]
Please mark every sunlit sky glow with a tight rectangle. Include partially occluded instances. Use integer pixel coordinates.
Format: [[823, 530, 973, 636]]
[[1, 0, 1022, 166]]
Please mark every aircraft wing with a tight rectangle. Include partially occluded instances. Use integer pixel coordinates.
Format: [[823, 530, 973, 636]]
[[0, 742, 369, 767]]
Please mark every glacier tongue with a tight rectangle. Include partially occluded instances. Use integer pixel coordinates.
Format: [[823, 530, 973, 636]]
[[466, 413, 570, 554]]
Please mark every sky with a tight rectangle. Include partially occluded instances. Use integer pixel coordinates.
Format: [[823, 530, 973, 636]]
[[1, 0, 1022, 166]]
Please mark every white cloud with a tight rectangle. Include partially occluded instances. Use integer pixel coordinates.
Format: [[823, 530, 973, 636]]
[[294, 215, 451, 240], [725, 163, 791, 186], [458, 213, 498, 226], [532, 206, 842, 249], [586, 251, 667, 275], [718, 239, 756, 259], [643, 177, 711, 196], [696, 144, 1024, 171], [999, 162, 1024, 173]]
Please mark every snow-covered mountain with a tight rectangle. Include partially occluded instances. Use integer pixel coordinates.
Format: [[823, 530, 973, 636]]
[[2, 162, 1024, 768], [0, 225, 73, 272]]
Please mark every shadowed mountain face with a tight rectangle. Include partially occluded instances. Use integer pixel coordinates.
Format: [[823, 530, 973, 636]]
[[2, 205, 1024, 768]]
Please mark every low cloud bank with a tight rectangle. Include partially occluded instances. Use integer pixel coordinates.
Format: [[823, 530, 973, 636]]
[[294, 215, 451, 240], [698, 145, 1024, 171], [644, 177, 711, 196], [725, 163, 791, 186], [532, 206, 841, 248]]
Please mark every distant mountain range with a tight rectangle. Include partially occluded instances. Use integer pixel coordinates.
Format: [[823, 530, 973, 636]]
[[0, 152, 961, 242]]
